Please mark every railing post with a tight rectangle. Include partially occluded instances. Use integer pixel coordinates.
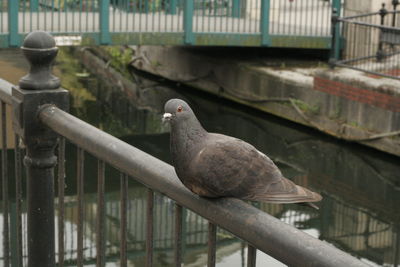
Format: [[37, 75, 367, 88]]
[[8, 0, 20, 47], [11, 31, 69, 267], [392, 0, 399, 26], [183, 0, 194, 45], [100, 0, 111, 45], [331, 0, 342, 60], [30, 0, 39, 12], [260, 0, 270, 46], [329, 8, 340, 67], [167, 0, 177, 15], [232, 0, 241, 18], [377, 3, 388, 61]]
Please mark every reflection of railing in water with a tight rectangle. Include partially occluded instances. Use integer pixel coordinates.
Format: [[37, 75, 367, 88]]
[[319, 197, 399, 266]]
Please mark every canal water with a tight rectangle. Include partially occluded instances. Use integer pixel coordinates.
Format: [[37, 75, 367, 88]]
[[0, 48, 399, 266]]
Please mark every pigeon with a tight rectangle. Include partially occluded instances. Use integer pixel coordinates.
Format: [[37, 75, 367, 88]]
[[163, 99, 322, 208]]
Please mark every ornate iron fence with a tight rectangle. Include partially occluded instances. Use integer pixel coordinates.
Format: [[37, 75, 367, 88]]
[[331, 1, 400, 80]]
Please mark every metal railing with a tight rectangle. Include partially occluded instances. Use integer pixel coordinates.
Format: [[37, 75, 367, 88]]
[[331, 2, 400, 80], [0, 31, 370, 267], [0, 0, 339, 48]]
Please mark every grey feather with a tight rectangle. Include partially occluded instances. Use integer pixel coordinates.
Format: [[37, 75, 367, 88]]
[[163, 99, 322, 208]]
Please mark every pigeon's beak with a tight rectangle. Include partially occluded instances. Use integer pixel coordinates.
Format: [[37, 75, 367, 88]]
[[162, 112, 172, 122]]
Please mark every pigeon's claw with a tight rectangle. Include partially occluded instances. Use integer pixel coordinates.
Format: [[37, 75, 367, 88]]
[[162, 112, 172, 122]]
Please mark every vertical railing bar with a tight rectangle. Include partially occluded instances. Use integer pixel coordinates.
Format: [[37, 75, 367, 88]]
[[158, 195, 162, 247], [8, 0, 19, 46], [0, 0, 2, 33], [51, 0, 54, 32], [214, 0, 217, 33], [256, 0, 259, 33], [37, 0, 40, 31], [77, 147, 84, 267], [247, 244, 257, 267], [238, 0, 241, 33], [65, 0, 68, 33], [30, 0, 33, 32], [179, 0, 183, 32], [207, 222, 217, 267], [319, 0, 323, 36], [164, 0, 167, 32], [79, 0, 82, 32], [174, 204, 183, 267], [124, 0, 128, 32], [72, 0, 76, 31], [183, 0, 194, 44], [22, 0, 26, 33], [145, 188, 154, 267], [219, 1, 223, 32], [58, 137, 66, 267], [159, 0, 162, 33], [2, 101, 10, 267], [276, 0, 280, 35], [111, 0, 115, 32], [139, 0, 143, 32], [14, 134, 23, 267], [260, 0, 270, 46], [145, 0, 149, 31], [96, 160, 106, 267], [241, 241, 246, 266], [44, 0, 48, 31], [100, 0, 111, 44], [242, 0, 247, 33], [248, 0, 251, 33], [304, 0, 308, 35], [309, 0, 312, 36], [208, 0, 211, 32], [244, 1, 248, 32], [151, 0, 155, 32], [58, 0, 61, 32], [86, 0, 89, 32], [89, 193, 94, 259], [120, 0, 123, 32], [92, 0, 95, 31], [120, 172, 128, 267]]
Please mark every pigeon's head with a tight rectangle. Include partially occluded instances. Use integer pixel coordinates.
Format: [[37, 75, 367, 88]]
[[163, 99, 194, 124]]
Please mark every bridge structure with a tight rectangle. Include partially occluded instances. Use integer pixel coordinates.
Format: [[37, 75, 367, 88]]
[[0, 0, 341, 51]]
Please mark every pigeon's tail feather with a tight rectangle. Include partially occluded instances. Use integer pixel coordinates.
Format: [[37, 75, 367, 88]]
[[240, 177, 322, 207]]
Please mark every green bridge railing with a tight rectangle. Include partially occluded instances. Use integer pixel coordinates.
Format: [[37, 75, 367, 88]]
[[0, 0, 340, 48]]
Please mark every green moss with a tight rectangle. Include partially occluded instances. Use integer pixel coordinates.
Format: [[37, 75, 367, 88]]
[[349, 121, 360, 127], [292, 99, 320, 115], [103, 46, 134, 76]]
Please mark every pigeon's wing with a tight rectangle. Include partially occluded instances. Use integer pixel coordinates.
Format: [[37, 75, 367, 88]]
[[189, 134, 322, 204], [240, 176, 322, 204]]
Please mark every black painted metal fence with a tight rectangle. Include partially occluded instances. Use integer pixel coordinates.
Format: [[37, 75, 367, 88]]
[[332, 2, 400, 80], [0, 31, 370, 267]]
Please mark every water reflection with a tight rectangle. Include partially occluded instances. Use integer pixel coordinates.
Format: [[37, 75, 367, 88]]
[[0, 48, 399, 266]]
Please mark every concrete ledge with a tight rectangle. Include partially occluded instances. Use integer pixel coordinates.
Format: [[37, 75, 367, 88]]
[[129, 46, 400, 156]]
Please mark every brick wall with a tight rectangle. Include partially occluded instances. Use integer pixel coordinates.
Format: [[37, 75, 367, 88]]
[[314, 76, 400, 112]]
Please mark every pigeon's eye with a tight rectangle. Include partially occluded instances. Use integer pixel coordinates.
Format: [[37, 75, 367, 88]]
[[177, 106, 183, 112]]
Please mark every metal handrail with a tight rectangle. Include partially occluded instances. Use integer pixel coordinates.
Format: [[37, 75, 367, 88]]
[[338, 18, 400, 30], [339, 9, 400, 21], [37, 104, 369, 267]]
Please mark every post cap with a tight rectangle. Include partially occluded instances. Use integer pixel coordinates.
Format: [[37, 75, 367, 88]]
[[22, 31, 56, 50], [19, 31, 60, 90]]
